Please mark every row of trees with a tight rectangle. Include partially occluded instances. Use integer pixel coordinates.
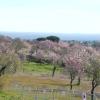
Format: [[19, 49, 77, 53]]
[[28, 39, 100, 100], [7, 36, 100, 100], [36, 36, 60, 42], [0, 35, 99, 100], [2, 36, 100, 100]]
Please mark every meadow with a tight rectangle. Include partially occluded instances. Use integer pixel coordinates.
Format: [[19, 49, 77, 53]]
[[0, 62, 99, 100]]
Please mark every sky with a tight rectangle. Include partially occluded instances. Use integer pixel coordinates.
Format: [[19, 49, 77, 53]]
[[0, 0, 100, 34]]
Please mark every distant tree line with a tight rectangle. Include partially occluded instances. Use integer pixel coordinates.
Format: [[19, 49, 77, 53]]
[[36, 36, 60, 43]]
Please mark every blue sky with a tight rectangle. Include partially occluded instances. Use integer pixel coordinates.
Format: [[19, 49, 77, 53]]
[[0, 0, 100, 34]]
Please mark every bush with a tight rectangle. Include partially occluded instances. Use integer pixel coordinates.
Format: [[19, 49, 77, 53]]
[[36, 37, 46, 41], [46, 36, 60, 42]]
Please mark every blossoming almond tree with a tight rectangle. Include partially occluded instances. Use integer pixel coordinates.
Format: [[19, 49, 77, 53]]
[[61, 44, 96, 90], [47, 51, 61, 77], [85, 58, 100, 100], [84, 50, 100, 100], [62, 55, 79, 90]]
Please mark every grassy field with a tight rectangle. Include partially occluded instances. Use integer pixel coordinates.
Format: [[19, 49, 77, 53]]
[[0, 74, 98, 100], [0, 90, 84, 100], [0, 62, 99, 100], [22, 62, 63, 75]]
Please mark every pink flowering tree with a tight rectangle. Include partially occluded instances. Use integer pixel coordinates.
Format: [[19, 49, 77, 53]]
[[85, 57, 100, 100], [62, 55, 79, 90], [61, 44, 94, 89], [84, 49, 100, 100], [46, 51, 61, 77], [32, 49, 47, 63], [31, 40, 65, 77]]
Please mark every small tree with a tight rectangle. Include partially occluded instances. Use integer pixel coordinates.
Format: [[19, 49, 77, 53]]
[[66, 65, 78, 90], [47, 51, 61, 77], [62, 45, 90, 86], [85, 58, 100, 100], [0, 53, 20, 76], [63, 56, 79, 90]]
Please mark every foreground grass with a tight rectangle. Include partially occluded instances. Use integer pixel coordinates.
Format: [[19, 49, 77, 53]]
[[0, 73, 68, 100], [0, 74, 99, 100], [0, 62, 99, 100], [0, 90, 83, 100]]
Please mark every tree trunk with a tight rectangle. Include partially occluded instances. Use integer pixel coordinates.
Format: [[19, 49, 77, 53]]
[[70, 79, 73, 90], [91, 88, 94, 100], [0, 66, 6, 76], [52, 66, 56, 77], [91, 79, 97, 100], [77, 76, 81, 85], [70, 75, 74, 90]]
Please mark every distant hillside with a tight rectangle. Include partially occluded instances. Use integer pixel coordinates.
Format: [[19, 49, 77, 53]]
[[0, 32, 100, 41]]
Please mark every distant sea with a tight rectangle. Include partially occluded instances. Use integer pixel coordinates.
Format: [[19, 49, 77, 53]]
[[0, 32, 100, 41]]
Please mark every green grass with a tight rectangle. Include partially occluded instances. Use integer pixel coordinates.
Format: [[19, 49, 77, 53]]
[[0, 62, 99, 100], [22, 62, 63, 74], [0, 90, 84, 100], [0, 74, 99, 100], [0, 89, 92, 100], [0, 91, 21, 100]]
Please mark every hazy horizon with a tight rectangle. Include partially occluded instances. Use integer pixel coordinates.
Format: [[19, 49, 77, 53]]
[[0, 32, 100, 41]]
